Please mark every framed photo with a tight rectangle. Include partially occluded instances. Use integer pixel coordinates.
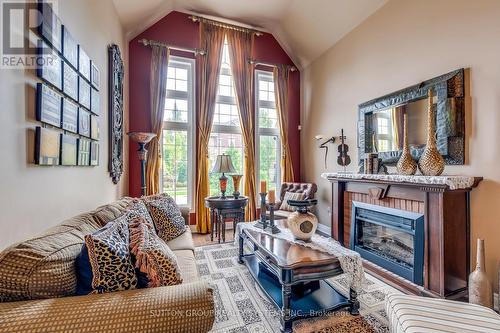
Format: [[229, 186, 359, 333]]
[[78, 76, 91, 110], [37, 1, 62, 52], [36, 83, 61, 128], [35, 126, 60, 166], [62, 98, 78, 133], [90, 88, 100, 115], [90, 114, 99, 140], [78, 46, 90, 81], [37, 40, 62, 90], [60, 134, 78, 166], [63, 62, 78, 102], [91, 61, 100, 90], [78, 138, 91, 166], [78, 108, 91, 137], [62, 26, 78, 68], [90, 141, 99, 166]]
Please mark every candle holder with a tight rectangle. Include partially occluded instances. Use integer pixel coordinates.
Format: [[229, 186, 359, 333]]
[[254, 192, 268, 229], [265, 204, 280, 234]]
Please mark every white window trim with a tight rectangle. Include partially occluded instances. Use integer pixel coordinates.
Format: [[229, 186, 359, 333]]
[[161, 56, 196, 209], [255, 70, 281, 194]]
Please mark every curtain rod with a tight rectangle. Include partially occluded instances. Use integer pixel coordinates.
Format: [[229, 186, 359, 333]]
[[188, 15, 263, 36], [139, 38, 206, 56], [249, 59, 297, 72]]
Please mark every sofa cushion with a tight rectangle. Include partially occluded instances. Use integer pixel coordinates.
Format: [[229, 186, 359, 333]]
[[143, 194, 187, 242], [279, 191, 305, 212], [76, 212, 138, 295], [174, 250, 199, 284], [129, 217, 182, 288], [166, 228, 195, 251]]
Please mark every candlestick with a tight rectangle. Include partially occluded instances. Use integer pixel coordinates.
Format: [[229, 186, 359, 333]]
[[265, 204, 280, 234], [268, 189, 275, 204], [254, 192, 268, 229], [260, 180, 267, 193]]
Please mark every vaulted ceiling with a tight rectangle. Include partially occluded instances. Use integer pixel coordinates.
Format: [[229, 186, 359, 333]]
[[112, 0, 387, 68]]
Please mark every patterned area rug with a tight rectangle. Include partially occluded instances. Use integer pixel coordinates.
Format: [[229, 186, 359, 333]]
[[195, 243, 401, 333]]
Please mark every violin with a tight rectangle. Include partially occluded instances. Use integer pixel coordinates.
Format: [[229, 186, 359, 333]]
[[337, 129, 351, 167]]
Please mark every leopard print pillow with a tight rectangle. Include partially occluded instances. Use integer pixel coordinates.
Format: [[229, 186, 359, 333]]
[[76, 213, 138, 295], [128, 199, 154, 227], [142, 194, 186, 242], [129, 216, 182, 287]]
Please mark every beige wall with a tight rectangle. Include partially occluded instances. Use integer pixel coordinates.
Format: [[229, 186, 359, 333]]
[[0, 0, 128, 249], [302, 0, 500, 290]]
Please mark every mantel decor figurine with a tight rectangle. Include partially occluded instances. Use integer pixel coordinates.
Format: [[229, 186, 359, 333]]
[[418, 89, 445, 176], [396, 113, 417, 175]]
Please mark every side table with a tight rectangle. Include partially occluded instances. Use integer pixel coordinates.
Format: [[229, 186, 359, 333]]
[[205, 196, 248, 243]]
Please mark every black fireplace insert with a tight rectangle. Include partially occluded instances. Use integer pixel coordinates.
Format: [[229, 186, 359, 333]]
[[350, 202, 424, 285]]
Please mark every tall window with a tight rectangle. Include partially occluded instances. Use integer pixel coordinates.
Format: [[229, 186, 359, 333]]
[[256, 70, 281, 192], [162, 56, 195, 206]]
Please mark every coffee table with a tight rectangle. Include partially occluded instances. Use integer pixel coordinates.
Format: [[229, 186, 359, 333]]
[[238, 223, 359, 332]]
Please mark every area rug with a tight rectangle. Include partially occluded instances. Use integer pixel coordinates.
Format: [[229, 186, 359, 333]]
[[194, 243, 401, 333]]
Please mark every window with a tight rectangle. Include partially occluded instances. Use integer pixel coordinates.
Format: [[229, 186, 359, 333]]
[[208, 38, 244, 196], [256, 70, 281, 192], [162, 56, 195, 207]]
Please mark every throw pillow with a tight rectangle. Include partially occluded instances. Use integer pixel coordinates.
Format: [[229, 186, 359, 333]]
[[128, 198, 155, 227], [279, 191, 306, 212], [129, 216, 183, 288], [75, 213, 138, 295], [142, 194, 187, 242]]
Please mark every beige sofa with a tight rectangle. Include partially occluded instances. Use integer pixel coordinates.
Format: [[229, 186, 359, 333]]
[[0, 197, 215, 333]]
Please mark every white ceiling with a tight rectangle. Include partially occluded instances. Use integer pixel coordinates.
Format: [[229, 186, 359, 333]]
[[112, 0, 388, 68]]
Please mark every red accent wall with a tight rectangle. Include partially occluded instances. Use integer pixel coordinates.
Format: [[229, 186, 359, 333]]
[[128, 11, 301, 198]]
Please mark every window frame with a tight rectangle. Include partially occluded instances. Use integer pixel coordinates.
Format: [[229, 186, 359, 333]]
[[161, 55, 196, 209], [255, 69, 281, 194]]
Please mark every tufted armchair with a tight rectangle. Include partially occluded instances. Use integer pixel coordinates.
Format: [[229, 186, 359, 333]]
[[270, 182, 317, 220]]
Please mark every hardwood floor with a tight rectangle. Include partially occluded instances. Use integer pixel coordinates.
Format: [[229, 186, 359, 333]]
[[192, 228, 235, 247]]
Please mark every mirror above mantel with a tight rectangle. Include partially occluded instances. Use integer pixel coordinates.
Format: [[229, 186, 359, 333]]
[[358, 69, 465, 165]]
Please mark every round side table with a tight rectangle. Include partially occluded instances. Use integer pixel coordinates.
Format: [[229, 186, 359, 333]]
[[205, 196, 248, 243]]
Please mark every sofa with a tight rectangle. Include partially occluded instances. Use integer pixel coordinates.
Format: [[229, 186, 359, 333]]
[[0, 197, 215, 333]]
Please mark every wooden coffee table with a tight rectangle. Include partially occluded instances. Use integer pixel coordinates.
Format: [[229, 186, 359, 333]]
[[238, 222, 359, 333]]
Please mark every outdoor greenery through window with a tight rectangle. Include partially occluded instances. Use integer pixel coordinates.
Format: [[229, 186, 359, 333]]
[[256, 70, 280, 193], [162, 56, 195, 206]]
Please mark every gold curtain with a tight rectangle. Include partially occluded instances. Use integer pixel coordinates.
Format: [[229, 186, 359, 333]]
[[273, 65, 294, 182], [226, 30, 257, 221], [195, 23, 226, 233], [146, 46, 170, 195], [391, 105, 406, 150]]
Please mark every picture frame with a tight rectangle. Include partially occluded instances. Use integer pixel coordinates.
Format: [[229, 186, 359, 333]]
[[63, 62, 78, 102], [36, 83, 62, 128], [90, 114, 99, 140], [62, 25, 78, 69], [60, 134, 78, 166], [37, 40, 62, 90], [90, 141, 99, 166], [78, 108, 91, 137], [78, 76, 91, 110], [35, 126, 60, 166], [90, 87, 100, 115], [91, 61, 100, 90], [37, 1, 62, 52], [62, 98, 78, 133], [78, 46, 90, 81], [78, 138, 91, 166]]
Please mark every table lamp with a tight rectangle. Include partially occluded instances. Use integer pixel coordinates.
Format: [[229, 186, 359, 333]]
[[127, 131, 157, 196], [211, 154, 236, 199]]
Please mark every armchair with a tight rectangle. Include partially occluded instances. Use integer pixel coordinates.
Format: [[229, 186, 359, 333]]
[[270, 182, 317, 220]]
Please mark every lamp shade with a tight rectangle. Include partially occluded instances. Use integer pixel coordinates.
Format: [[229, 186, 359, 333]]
[[211, 154, 236, 174]]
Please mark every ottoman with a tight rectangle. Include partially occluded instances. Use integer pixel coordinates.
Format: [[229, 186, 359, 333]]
[[386, 294, 500, 332]]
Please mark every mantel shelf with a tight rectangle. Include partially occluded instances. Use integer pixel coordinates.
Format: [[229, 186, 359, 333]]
[[321, 172, 482, 191]]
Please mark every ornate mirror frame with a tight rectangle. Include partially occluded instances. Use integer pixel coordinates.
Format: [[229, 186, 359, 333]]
[[108, 44, 124, 184], [358, 68, 465, 166]]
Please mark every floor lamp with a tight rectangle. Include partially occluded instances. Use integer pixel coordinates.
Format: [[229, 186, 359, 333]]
[[128, 132, 157, 196]]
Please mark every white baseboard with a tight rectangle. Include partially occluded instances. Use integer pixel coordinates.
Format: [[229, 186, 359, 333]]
[[316, 223, 331, 236]]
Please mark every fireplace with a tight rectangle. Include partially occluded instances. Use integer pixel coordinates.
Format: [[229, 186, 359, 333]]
[[350, 202, 424, 286]]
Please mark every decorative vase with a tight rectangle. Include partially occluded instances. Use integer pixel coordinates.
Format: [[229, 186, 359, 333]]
[[231, 174, 243, 199], [418, 89, 445, 176], [396, 113, 417, 175], [287, 200, 318, 242], [468, 239, 493, 308]]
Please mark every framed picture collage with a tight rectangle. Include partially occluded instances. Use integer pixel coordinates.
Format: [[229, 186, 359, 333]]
[[35, 1, 100, 167]]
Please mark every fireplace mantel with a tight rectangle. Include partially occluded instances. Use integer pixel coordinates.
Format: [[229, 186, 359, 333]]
[[323, 173, 482, 298]]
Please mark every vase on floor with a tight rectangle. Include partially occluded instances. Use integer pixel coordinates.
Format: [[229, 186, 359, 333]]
[[397, 113, 417, 175], [469, 239, 493, 308], [418, 89, 445, 176]]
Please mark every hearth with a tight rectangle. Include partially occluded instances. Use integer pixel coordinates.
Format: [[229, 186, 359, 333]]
[[350, 202, 424, 286]]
